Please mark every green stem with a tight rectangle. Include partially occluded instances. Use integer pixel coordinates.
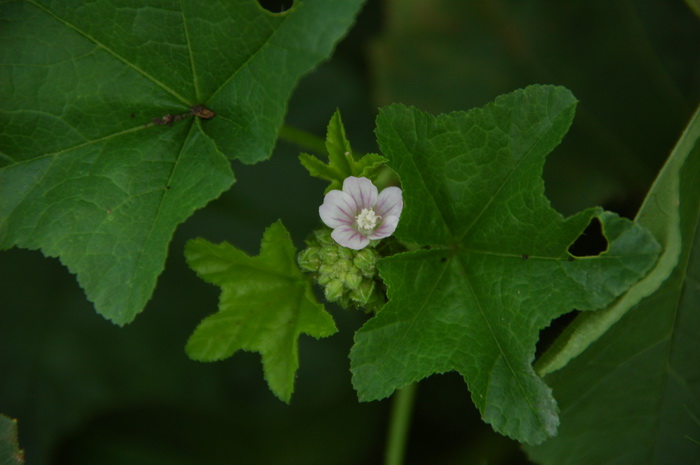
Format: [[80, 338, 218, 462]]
[[384, 383, 418, 465], [278, 124, 328, 156]]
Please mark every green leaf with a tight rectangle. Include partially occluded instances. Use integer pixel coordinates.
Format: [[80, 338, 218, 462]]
[[525, 106, 700, 463], [300, 109, 387, 191], [536, 113, 689, 376], [184, 221, 337, 403], [0, 0, 365, 324], [349, 85, 661, 444], [0, 415, 24, 465]]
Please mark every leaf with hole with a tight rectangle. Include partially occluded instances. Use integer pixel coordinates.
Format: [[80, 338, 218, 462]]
[[349, 85, 661, 444], [525, 104, 700, 464]]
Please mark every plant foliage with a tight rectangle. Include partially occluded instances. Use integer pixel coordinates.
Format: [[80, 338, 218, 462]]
[[526, 105, 700, 464], [350, 85, 661, 444], [185, 221, 337, 403], [0, 0, 364, 324]]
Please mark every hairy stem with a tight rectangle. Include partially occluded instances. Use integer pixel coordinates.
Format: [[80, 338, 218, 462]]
[[384, 383, 418, 465], [278, 124, 328, 156]]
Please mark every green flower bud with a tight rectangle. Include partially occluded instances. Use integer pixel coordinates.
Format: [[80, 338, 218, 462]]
[[324, 279, 344, 302], [313, 228, 334, 246], [298, 227, 388, 312], [317, 262, 334, 284], [297, 247, 321, 272], [344, 270, 363, 291], [350, 279, 375, 305], [338, 246, 354, 260], [353, 248, 377, 278], [335, 258, 353, 275], [321, 246, 339, 264], [317, 273, 332, 286]]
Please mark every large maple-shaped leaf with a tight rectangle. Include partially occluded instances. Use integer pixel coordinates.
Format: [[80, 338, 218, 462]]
[[526, 106, 700, 463], [0, 0, 364, 324], [184, 221, 337, 403], [349, 85, 661, 444]]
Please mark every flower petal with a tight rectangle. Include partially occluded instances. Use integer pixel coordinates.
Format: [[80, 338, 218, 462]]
[[331, 225, 370, 250], [369, 215, 400, 239], [319, 190, 356, 229], [343, 176, 377, 210], [375, 186, 403, 218]]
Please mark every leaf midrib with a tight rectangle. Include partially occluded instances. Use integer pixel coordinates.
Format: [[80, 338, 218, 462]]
[[206, 11, 289, 103], [27, 0, 191, 106], [454, 251, 551, 440], [455, 107, 564, 245]]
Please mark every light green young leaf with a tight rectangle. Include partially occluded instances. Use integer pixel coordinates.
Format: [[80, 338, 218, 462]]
[[0, 415, 24, 465], [0, 0, 365, 324], [526, 106, 700, 464], [185, 221, 337, 403], [300, 110, 387, 191], [350, 85, 661, 444]]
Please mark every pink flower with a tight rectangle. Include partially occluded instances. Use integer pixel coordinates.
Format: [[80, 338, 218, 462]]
[[319, 176, 403, 250]]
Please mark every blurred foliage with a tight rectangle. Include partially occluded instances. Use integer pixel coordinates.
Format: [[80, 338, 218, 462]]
[[371, 0, 699, 217], [1, 0, 698, 463]]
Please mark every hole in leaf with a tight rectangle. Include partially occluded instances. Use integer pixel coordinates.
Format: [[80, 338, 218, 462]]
[[567, 217, 607, 257], [258, 0, 293, 13], [535, 310, 580, 361]]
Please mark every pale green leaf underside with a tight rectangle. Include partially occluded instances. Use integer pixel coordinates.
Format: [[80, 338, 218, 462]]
[[185, 221, 337, 403], [526, 105, 700, 464], [0, 0, 364, 323], [350, 85, 661, 445]]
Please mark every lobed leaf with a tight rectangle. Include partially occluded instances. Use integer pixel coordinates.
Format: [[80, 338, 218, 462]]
[[350, 85, 661, 444], [0, 0, 365, 324], [185, 221, 337, 403]]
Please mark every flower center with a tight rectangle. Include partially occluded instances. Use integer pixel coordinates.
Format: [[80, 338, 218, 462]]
[[356, 208, 381, 231]]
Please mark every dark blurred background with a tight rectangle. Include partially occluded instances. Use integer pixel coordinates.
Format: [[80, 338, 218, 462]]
[[1, 1, 698, 463]]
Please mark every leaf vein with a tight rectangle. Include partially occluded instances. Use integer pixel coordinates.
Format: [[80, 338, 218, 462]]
[[26, 0, 190, 105]]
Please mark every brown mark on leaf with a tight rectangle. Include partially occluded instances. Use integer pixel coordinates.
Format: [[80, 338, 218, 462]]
[[149, 104, 215, 127], [152, 114, 175, 126], [190, 104, 216, 119]]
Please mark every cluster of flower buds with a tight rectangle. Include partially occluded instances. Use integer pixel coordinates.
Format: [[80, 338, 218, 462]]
[[298, 228, 385, 312]]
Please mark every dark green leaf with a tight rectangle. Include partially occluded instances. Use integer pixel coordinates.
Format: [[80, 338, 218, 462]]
[[185, 221, 337, 403], [0, 0, 365, 324], [350, 85, 661, 444], [526, 106, 700, 464]]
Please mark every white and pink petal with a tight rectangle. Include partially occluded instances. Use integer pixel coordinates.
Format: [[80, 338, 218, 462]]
[[331, 225, 370, 250], [369, 215, 400, 239], [375, 186, 403, 218], [319, 190, 356, 229], [343, 176, 378, 210]]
